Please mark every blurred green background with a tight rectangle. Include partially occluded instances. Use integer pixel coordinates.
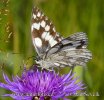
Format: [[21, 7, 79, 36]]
[[0, 0, 104, 100]]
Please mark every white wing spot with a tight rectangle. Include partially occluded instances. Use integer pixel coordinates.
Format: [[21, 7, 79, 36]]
[[53, 27, 55, 32], [31, 23, 40, 31], [45, 25, 50, 31], [50, 40, 57, 47], [45, 32, 52, 41], [37, 12, 41, 17], [33, 37, 42, 47], [42, 32, 52, 41], [49, 37, 57, 47], [41, 32, 47, 39], [33, 13, 36, 19], [41, 20, 46, 27]]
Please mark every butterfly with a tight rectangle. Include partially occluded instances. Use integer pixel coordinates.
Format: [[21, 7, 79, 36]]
[[31, 7, 92, 69]]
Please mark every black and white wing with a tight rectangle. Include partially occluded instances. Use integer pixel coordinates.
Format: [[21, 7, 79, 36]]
[[46, 32, 92, 67], [31, 7, 92, 68], [31, 7, 62, 57]]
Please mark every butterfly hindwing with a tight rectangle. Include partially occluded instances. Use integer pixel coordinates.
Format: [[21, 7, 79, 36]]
[[46, 32, 88, 56], [45, 32, 92, 67]]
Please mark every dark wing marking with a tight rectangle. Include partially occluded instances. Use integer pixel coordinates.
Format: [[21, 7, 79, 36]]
[[46, 32, 92, 67], [31, 7, 62, 56], [46, 32, 88, 56]]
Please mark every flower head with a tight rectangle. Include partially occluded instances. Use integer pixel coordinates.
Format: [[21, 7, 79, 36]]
[[0, 66, 84, 100]]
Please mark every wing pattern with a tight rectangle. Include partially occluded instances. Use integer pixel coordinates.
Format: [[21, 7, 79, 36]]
[[31, 7, 62, 56]]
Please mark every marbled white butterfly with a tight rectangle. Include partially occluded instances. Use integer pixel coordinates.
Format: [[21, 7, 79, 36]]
[[31, 7, 92, 69]]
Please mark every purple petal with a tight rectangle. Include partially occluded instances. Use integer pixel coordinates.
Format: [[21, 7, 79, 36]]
[[0, 67, 84, 99]]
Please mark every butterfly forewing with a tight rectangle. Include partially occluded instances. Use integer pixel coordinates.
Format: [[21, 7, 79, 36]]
[[31, 7, 62, 56]]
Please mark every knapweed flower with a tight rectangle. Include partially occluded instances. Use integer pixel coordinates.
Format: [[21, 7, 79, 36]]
[[0, 67, 84, 100]]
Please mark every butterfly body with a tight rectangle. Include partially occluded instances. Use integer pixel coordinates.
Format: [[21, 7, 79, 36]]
[[31, 7, 92, 69]]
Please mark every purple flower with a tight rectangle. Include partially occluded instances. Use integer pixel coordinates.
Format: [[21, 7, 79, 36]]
[[0, 67, 84, 100]]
